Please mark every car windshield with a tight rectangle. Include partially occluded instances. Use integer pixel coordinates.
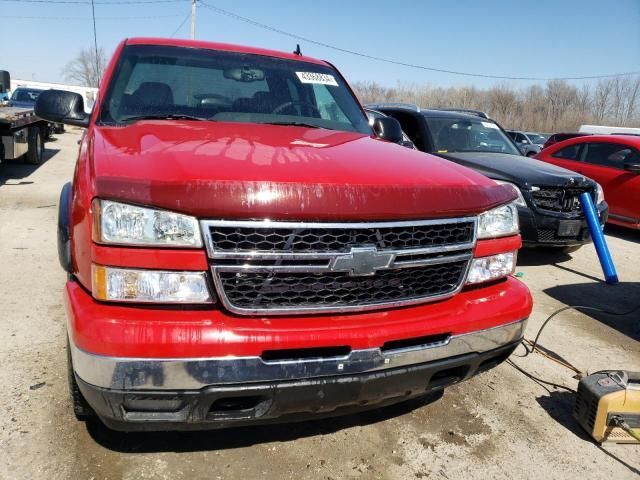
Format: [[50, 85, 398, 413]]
[[424, 116, 520, 155], [12, 89, 42, 103], [98, 44, 370, 134], [525, 133, 547, 144]]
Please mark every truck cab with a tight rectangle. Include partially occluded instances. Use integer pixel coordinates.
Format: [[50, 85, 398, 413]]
[[35, 38, 532, 431]]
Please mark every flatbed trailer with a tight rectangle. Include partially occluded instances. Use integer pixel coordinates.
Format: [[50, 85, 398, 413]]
[[0, 106, 49, 165]]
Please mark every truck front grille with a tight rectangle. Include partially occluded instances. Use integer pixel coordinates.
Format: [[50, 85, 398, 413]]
[[217, 261, 469, 312], [201, 218, 477, 315], [531, 186, 594, 214]]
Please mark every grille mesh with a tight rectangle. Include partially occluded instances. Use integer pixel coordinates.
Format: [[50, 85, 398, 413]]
[[209, 222, 474, 253], [217, 261, 468, 310], [531, 187, 593, 213], [537, 228, 587, 243]]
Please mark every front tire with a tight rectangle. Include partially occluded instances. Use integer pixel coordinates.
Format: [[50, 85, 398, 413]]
[[25, 127, 44, 165], [67, 338, 94, 420]]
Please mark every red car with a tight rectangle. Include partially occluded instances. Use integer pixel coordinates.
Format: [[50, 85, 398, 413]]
[[536, 135, 640, 229], [34, 37, 531, 431]]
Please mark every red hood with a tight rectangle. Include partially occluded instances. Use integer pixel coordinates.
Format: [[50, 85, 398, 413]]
[[90, 121, 514, 220]]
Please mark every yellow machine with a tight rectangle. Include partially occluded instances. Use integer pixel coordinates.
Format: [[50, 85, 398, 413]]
[[574, 371, 640, 444]]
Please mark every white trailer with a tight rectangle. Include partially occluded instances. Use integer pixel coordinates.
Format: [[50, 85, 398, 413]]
[[578, 124, 640, 135]]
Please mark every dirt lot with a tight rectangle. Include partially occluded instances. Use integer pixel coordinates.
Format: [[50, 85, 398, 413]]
[[1, 129, 639, 480]]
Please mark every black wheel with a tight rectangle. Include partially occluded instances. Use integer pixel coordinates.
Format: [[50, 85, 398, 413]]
[[67, 338, 94, 420], [25, 127, 44, 165]]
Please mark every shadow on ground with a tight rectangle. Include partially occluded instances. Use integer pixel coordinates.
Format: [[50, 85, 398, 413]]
[[543, 281, 640, 341], [517, 247, 573, 267], [85, 391, 443, 453], [0, 147, 59, 187], [537, 391, 640, 476], [604, 224, 640, 243]]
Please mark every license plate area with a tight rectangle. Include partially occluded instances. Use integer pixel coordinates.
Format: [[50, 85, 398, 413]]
[[557, 220, 581, 237]]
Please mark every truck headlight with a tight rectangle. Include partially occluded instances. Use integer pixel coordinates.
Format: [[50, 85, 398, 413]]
[[596, 183, 605, 205], [92, 199, 202, 247], [494, 181, 526, 207], [92, 265, 213, 303], [466, 252, 516, 285], [477, 203, 519, 239]]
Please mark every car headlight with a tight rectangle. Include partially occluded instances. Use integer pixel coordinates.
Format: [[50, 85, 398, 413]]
[[466, 252, 516, 285], [477, 203, 519, 239], [495, 181, 527, 207], [93, 199, 202, 247], [92, 265, 213, 303], [596, 183, 605, 205]]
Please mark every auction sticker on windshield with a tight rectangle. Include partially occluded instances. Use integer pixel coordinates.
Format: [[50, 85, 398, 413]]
[[481, 121, 499, 129], [296, 72, 338, 86]]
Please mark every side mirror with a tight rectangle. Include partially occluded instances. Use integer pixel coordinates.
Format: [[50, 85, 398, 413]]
[[624, 162, 640, 173], [35, 89, 90, 128], [372, 116, 403, 144]]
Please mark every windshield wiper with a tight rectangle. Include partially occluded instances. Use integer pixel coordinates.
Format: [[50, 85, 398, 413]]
[[120, 114, 208, 123], [263, 121, 325, 129]]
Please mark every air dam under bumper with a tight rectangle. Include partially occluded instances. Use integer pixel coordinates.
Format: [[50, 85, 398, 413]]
[[72, 319, 526, 431]]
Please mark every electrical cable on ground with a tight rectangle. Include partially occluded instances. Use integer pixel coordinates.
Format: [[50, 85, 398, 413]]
[[525, 303, 640, 360], [507, 302, 640, 393], [198, 1, 640, 81], [506, 359, 576, 393]]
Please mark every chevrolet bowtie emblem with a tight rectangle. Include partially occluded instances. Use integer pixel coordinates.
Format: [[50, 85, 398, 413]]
[[330, 247, 395, 276]]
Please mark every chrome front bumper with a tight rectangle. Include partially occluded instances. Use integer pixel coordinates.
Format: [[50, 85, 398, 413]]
[[71, 319, 526, 391]]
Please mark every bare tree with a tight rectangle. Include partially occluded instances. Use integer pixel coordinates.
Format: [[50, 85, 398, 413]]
[[352, 77, 640, 133], [63, 47, 108, 88]]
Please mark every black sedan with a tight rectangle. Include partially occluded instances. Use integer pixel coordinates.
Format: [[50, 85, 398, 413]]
[[367, 104, 608, 252]]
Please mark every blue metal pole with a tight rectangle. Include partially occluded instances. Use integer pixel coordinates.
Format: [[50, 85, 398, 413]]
[[580, 192, 618, 284]]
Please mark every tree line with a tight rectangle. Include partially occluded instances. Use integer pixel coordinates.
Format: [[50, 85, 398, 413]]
[[353, 78, 640, 133]]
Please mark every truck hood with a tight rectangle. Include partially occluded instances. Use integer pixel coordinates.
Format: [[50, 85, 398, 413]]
[[91, 121, 515, 220], [437, 152, 593, 190]]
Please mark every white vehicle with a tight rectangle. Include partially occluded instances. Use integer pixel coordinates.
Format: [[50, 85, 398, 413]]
[[578, 124, 640, 135]]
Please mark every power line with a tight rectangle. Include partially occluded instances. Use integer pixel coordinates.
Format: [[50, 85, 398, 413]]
[[0, 0, 184, 4], [4, 14, 177, 19], [171, 10, 191, 37], [199, 1, 640, 82]]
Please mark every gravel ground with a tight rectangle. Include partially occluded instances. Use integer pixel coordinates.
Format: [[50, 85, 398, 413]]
[[0, 129, 639, 480]]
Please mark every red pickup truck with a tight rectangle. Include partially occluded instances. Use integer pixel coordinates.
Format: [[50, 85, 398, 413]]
[[35, 38, 532, 431]]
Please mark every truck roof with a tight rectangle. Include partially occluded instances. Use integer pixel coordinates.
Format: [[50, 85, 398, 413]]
[[125, 37, 329, 66]]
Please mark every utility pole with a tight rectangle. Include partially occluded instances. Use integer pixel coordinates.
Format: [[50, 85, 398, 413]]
[[190, 0, 196, 40]]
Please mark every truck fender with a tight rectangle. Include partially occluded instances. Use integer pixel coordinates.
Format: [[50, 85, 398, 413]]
[[58, 182, 73, 272]]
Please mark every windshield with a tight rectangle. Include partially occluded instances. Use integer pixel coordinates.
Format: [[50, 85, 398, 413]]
[[525, 133, 548, 145], [424, 116, 520, 155], [98, 44, 370, 134], [12, 89, 42, 102]]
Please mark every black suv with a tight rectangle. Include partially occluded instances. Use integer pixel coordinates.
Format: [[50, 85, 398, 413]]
[[368, 104, 608, 251]]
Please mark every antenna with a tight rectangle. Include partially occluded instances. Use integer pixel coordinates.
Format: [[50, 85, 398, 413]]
[[293, 44, 302, 56]]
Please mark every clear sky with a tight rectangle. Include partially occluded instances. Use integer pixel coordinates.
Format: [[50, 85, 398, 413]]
[[1, 0, 639, 89]]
